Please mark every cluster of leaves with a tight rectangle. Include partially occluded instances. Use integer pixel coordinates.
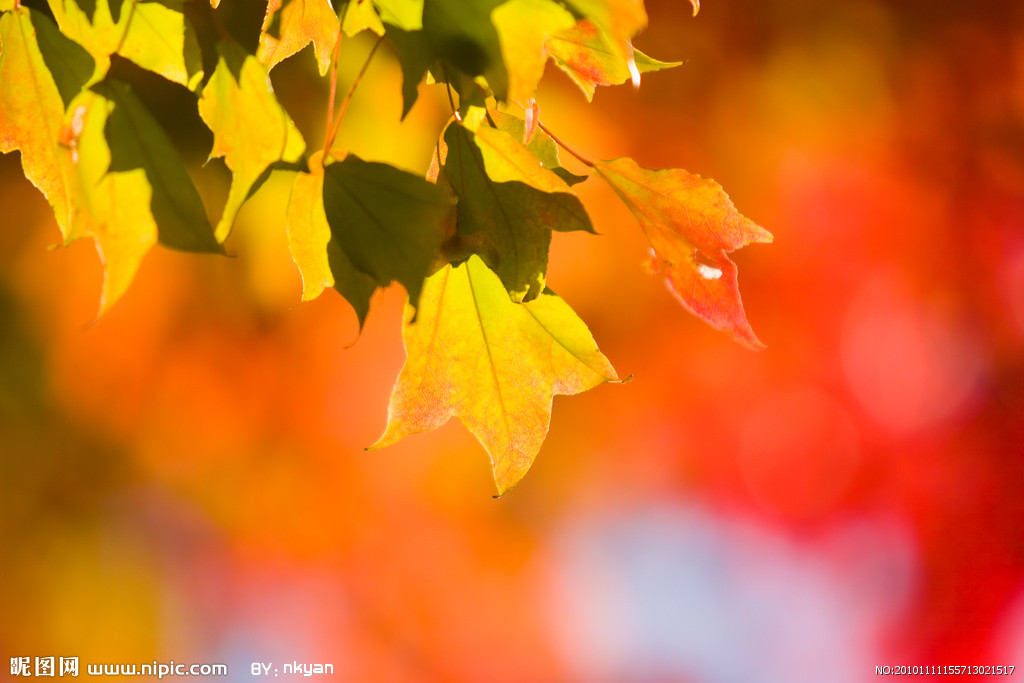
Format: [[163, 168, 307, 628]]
[[0, 0, 772, 494]]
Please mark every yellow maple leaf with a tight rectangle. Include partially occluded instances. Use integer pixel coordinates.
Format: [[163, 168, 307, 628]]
[[373, 255, 620, 495], [199, 41, 306, 243]]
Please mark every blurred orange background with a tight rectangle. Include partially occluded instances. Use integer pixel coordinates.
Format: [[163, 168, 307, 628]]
[[2, 0, 1024, 680]]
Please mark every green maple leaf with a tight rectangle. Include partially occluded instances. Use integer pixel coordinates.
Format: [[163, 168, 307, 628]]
[[322, 154, 453, 311], [440, 118, 593, 302], [423, 0, 507, 100], [287, 151, 378, 325], [97, 79, 221, 254], [383, 23, 432, 118], [385, 0, 508, 115]]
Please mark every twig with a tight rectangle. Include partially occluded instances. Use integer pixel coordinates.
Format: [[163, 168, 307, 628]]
[[111, 0, 139, 56], [535, 120, 595, 167], [209, 5, 233, 42], [323, 35, 384, 156], [324, 29, 342, 155]]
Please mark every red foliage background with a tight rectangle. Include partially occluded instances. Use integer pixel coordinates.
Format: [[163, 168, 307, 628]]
[[2, 0, 1023, 680]]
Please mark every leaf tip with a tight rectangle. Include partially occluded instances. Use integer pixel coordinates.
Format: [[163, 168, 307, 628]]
[[732, 325, 768, 351], [492, 475, 521, 498], [368, 420, 406, 452], [492, 474, 524, 498], [746, 221, 774, 246], [340, 323, 365, 350]]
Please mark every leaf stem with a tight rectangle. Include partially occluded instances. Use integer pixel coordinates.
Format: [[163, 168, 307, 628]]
[[323, 34, 384, 158], [209, 5, 233, 42], [324, 29, 342, 159], [112, 0, 138, 59], [443, 74, 461, 122], [536, 120, 595, 168]]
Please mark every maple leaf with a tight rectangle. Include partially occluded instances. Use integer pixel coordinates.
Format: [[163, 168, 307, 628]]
[[372, 0, 421, 30], [286, 151, 377, 323], [382, 0, 508, 116], [321, 154, 453, 313], [548, 19, 679, 101], [340, 0, 385, 37], [0, 6, 91, 237], [23, 5, 95, 108], [491, 0, 575, 106], [383, 23, 432, 118], [286, 151, 336, 302], [421, 0, 507, 100], [198, 40, 306, 242], [489, 109, 587, 185], [594, 157, 773, 349], [562, 0, 647, 77], [2, 6, 217, 313], [373, 255, 619, 495], [97, 79, 221, 254], [258, 0, 340, 76], [61, 86, 157, 315], [47, 0, 204, 90], [441, 119, 593, 301]]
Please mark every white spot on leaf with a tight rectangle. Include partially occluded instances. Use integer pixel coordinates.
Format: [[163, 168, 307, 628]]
[[626, 43, 641, 88], [697, 263, 723, 280]]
